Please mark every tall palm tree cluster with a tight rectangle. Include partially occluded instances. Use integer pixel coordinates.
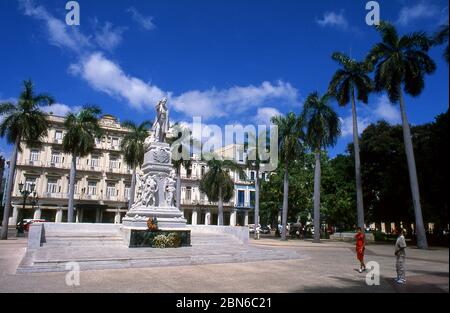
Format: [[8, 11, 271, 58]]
[[270, 21, 447, 248], [0, 21, 448, 249]]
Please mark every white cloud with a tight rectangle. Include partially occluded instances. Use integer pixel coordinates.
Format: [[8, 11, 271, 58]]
[[254, 107, 282, 125], [172, 81, 297, 120], [69, 53, 168, 110], [340, 95, 401, 137], [397, 1, 440, 26], [316, 11, 349, 30], [373, 95, 401, 124], [94, 21, 126, 51], [41, 103, 81, 117], [19, 0, 91, 54], [340, 115, 371, 138], [70, 53, 298, 120], [127, 7, 156, 31]]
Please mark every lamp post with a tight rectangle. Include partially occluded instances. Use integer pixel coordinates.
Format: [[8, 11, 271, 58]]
[[17, 182, 34, 236]]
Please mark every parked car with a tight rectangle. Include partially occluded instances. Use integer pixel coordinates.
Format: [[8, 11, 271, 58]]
[[23, 219, 46, 232], [259, 225, 270, 234], [248, 224, 255, 234]]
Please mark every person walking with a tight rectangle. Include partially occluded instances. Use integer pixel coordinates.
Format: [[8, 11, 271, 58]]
[[355, 227, 366, 273], [394, 229, 407, 284]]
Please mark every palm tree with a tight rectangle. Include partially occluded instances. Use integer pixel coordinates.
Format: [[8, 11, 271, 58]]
[[301, 92, 341, 243], [367, 21, 436, 249], [63, 106, 103, 223], [199, 158, 246, 226], [167, 124, 200, 212], [433, 23, 449, 64], [120, 120, 152, 209], [328, 52, 374, 229], [246, 130, 270, 239], [271, 113, 304, 240], [0, 80, 54, 240]]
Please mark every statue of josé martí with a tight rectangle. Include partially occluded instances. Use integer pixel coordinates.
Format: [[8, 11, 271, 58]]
[[152, 97, 170, 143]]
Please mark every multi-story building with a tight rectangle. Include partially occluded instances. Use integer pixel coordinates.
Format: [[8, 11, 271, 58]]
[[9, 114, 133, 225], [8, 115, 261, 227]]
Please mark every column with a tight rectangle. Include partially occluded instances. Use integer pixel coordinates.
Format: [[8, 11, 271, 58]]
[[230, 210, 237, 227], [244, 210, 249, 226], [191, 209, 198, 225], [205, 211, 211, 226], [33, 207, 42, 220], [55, 209, 63, 223], [9, 205, 19, 226]]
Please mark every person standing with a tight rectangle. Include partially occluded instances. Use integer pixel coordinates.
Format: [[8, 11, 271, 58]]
[[394, 229, 407, 284], [355, 227, 366, 273]]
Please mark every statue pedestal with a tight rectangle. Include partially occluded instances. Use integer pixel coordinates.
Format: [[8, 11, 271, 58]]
[[122, 142, 188, 246]]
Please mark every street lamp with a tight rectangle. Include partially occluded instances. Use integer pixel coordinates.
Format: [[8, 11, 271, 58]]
[[17, 182, 35, 236]]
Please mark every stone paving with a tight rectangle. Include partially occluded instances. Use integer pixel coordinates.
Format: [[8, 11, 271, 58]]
[[0, 236, 448, 293]]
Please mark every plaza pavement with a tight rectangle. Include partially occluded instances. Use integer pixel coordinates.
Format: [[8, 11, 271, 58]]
[[0, 236, 448, 293]]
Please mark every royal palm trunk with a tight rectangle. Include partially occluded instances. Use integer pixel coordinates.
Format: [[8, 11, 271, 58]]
[[351, 88, 365, 229], [128, 167, 137, 210], [281, 163, 289, 240], [1, 136, 20, 240], [399, 87, 428, 249], [254, 169, 260, 239], [218, 186, 224, 226], [67, 155, 77, 223], [313, 151, 321, 243]]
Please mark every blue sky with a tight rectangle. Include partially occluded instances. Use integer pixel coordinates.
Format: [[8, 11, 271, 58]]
[[0, 0, 448, 158]]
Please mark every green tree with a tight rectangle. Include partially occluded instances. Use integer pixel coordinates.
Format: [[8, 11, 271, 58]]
[[121, 120, 152, 209], [433, 23, 449, 64], [63, 106, 103, 222], [199, 159, 245, 225], [328, 52, 373, 229], [367, 21, 436, 249], [271, 112, 304, 240], [0, 80, 54, 239], [301, 92, 341, 242]]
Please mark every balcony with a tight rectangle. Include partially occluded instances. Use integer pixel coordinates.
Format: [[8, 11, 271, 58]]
[[180, 175, 200, 181], [236, 202, 255, 209]]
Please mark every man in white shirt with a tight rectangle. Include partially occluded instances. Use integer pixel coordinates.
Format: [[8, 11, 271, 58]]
[[394, 229, 407, 284]]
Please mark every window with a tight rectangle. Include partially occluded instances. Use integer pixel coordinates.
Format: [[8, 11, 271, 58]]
[[250, 191, 255, 207], [238, 190, 245, 207], [124, 185, 131, 199], [55, 130, 63, 141], [47, 178, 58, 194], [51, 151, 61, 164], [109, 157, 119, 169], [91, 156, 100, 167], [250, 171, 255, 181], [262, 173, 266, 181], [106, 184, 116, 197], [87, 181, 97, 195], [186, 166, 192, 178], [25, 177, 37, 192], [30, 150, 40, 162], [186, 187, 192, 200], [201, 166, 206, 177], [111, 137, 119, 148]]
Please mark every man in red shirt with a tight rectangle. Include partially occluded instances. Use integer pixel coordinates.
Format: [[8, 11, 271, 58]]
[[355, 227, 366, 273]]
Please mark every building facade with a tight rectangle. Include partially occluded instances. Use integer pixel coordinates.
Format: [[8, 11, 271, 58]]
[[8, 115, 260, 227], [9, 114, 132, 225]]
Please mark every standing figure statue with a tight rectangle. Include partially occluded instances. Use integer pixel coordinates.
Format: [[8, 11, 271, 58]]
[[152, 98, 170, 143], [143, 175, 159, 207], [165, 173, 177, 207]]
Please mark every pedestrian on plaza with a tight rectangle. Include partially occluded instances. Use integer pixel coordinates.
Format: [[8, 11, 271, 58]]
[[355, 227, 366, 273], [394, 228, 407, 284]]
